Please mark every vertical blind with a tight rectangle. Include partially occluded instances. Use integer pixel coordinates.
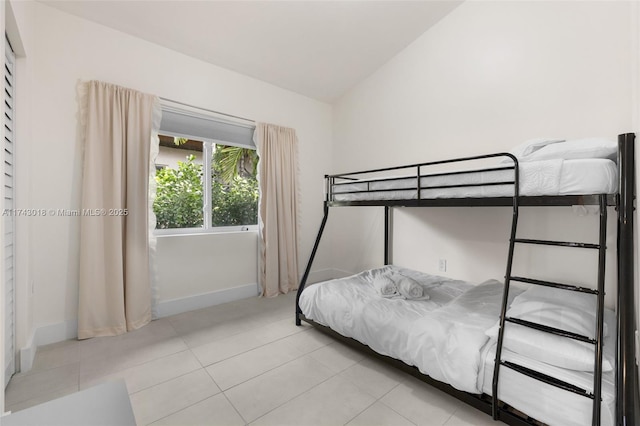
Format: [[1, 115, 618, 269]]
[[4, 35, 15, 387]]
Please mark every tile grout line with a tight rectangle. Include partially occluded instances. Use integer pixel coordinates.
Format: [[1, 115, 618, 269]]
[[209, 331, 332, 392], [191, 323, 311, 368], [340, 397, 378, 426], [334, 355, 405, 401], [145, 393, 225, 426], [128, 364, 212, 398], [441, 410, 457, 426], [137, 371, 222, 426], [331, 351, 417, 426], [168, 305, 297, 348], [78, 344, 191, 392], [245, 363, 342, 425], [377, 396, 419, 426], [307, 342, 365, 375], [221, 390, 249, 425]]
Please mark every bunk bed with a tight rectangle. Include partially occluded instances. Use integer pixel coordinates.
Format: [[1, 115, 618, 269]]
[[295, 134, 638, 426]]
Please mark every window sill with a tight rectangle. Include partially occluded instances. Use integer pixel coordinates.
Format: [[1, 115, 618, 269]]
[[154, 226, 258, 237]]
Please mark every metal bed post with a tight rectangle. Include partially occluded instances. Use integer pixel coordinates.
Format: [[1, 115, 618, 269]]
[[492, 155, 520, 420], [384, 206, 391, 265], [593, 194, 607, 425], [616, 133, 638, 426], [296, 177, 331, 326]]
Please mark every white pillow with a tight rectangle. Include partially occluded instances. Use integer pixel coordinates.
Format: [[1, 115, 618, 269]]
[[507, 138, 565, 160], [486, 286, 611, 372], [506, 299, 607, 338], [512, 286, 597, 314], [524, 138, 617, 162], [486, 322, 613, 372]]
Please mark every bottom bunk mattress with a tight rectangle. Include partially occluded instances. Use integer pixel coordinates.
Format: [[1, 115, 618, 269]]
[[299, 265, 616, 426], [298, 265, 519, 393]]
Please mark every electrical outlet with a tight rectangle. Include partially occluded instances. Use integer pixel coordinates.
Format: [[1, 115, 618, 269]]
[[438, 259, 447, 272]]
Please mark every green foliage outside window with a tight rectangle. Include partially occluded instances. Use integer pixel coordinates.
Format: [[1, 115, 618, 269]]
[[211, 176, 258, 227], [153, 152, 259, 230], [154, 155, 204, 229]]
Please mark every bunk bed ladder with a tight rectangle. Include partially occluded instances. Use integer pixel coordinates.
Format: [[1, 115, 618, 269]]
[[492, 195, 607, 425]]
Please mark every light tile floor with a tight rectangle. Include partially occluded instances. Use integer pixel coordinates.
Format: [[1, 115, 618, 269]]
[[5, 293, 504, 426]]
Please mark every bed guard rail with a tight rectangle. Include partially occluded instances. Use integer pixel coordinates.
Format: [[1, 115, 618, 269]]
[[325, 153, 520, 204]]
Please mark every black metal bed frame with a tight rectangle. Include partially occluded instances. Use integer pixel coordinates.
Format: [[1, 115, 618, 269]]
[[295, 133, 638, 426]]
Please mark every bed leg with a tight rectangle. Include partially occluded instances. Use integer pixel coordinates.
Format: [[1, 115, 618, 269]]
[[616, 132, 638, 426], [295, 203, 330, 326]]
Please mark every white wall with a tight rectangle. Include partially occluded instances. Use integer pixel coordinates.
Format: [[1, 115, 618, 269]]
[[12, 2, 333, 357], [156, 231, 258, 302], [332, 1, 634, 307]]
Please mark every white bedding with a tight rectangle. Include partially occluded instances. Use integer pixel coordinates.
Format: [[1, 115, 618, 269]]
[[299, 266, 471, 373], [332, 158, 617, 201], [405, 279, 522, 392], [480, 309, 616, 426], [299, 266, 518, 393]]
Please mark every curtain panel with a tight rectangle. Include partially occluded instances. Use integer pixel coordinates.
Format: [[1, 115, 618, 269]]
[[255, 123, 300, 298], [78, 81, 161, 339]]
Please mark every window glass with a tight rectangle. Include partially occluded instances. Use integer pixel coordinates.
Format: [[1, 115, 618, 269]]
[[154, 136, 204, 229], [211, 144, 259, 227], [153, 134, 258, 232]]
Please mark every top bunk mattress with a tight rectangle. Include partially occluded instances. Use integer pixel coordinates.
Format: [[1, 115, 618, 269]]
[[331, 158, 617, 202]]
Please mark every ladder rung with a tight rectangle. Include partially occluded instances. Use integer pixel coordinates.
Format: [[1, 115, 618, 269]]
[[513, 238, 600, 249], [505, 317, 596, 344], [509, 276, 599, 295], [501, 361, 594, 399]]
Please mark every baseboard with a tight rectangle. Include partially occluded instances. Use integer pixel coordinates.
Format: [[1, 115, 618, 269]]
[[18, 332, 36, 373], [156, 282, 259, 318], [19, 319, 78, 373]]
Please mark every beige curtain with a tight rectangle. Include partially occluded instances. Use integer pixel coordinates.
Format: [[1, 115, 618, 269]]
[[255, 123, 300, 297], [78, 81, 161, 339]]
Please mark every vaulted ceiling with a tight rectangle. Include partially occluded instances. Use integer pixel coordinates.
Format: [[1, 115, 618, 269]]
[[41, 1, 462, 103]]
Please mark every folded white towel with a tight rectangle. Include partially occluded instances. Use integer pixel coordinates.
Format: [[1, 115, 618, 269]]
[[394, 275, 428, 300], [373, 275, 399, 298]]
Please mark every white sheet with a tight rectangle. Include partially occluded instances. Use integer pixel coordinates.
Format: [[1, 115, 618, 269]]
[[405, 279, 522, 392], [480, 310, 616, 426], [299, 266, 471, 364], [299, 266, 519, 393], [332, 158, 617, 201]]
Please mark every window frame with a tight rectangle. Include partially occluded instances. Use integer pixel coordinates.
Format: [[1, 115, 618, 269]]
[[153, 130, 259, 236]]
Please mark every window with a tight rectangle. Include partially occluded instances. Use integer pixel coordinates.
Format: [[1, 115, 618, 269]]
[[153, 105, 258, 233]]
